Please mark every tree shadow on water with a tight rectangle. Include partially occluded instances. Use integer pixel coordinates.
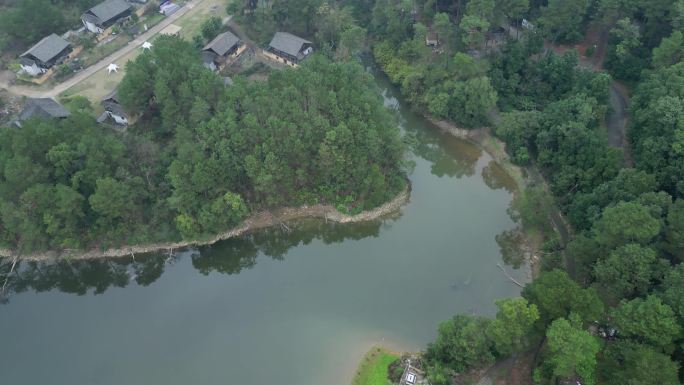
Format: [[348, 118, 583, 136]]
[[0, 216, 394, 302]]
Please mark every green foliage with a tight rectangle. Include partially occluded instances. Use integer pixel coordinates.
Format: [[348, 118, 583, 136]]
[[593, 244, 665, 300], [0, 113, 164, 251], [522, 270, 604, 325], [487, 298, 540, 356], [0, 0, 68, 45], [425, 315, 495, 373], [652, 31, 684, 69], [659, 263, 684, 320], [351, 347, 398, 385], [592, 201, 661, 248], [495, 110, 541, 165], [599, 341, 681, 385], [509, 186, 554, 231], [1, 36, 406, 250], [605, 17, 648, 81], [630, 62, 684, 198], [665, 200, 684, 260], [610, 295, 681, 350], [535, 315, 600, 385], [567, 169, 657, 230], [460, 15, 489, 50], [539, 0, 590, 43], [201, 16, 223, 42]]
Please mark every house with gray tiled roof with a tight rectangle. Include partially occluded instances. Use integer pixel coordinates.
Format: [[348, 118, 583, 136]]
[[99, 89, 129, 125], [266, 32, 313, 66], [202, 31, 243, 72], [15, 98, 70, 127], [19, 34, 72, 76], [81, 0, 132, 34]]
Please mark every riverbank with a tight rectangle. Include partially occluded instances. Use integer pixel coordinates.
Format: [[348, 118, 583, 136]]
[[428, 118, 526, 192], [426, 116, 552, 277], [0, 186, 410, 262], [352, 347, 401, 385]]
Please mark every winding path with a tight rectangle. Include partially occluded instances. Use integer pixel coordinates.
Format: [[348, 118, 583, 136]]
[[607, 81, 633, 166], [0, 0, 201, 99]]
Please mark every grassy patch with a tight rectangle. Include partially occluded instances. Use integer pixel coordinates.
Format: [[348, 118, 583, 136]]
[[352, 347, 399, 385], [176, 0, 228, 39], [80, 35, 129, 68]]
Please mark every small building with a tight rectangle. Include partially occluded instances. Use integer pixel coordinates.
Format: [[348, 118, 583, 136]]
[[160, 1, 181, 16], [100, 89, 128, 125], [265, 32, 313, 67], [19, 34, 72, 76], [81, 0, 133, 34], [15, 98, 70, 126], [425, 30, 439, 47], [522, 19, 534, 30], [202, 31, 244, 71]]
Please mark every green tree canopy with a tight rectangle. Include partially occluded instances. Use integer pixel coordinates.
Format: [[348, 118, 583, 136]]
[[425, 315, 495, 373], [599, 341, 681, 385], [593, 244, 665, 300], [535, 315, 600, 385], [610, 295, 681, 350], [592, 201, 661, 248], [487, 297, 540, 356], [522, 269, 604, 325]]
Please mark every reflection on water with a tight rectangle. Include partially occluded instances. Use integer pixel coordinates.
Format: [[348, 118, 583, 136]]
[[0, 71, 523, 302], [0, 62, 530, 385], [0, 219, 391, 302]]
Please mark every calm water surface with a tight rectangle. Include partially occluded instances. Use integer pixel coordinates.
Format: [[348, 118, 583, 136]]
[[0, 72, 527, 385]]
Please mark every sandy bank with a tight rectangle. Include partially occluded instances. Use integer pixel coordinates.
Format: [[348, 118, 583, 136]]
[[0, 187, 410, 262]]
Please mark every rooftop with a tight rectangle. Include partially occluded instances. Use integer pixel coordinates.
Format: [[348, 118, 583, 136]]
[[268, 32, 312, 58], [20, 34, 71, 63], [85, 0, 132, 24], [18, 98, 71, 121], [203, 31, 241, 56]]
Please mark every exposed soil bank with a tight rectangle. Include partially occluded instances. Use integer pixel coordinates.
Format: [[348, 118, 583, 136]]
[[428, 117, 526, 192], [0, 187, 410, 262]]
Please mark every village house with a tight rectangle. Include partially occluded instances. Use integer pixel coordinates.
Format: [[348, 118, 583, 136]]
[[264, 32, 313, 67], [81, 0, 133, 34], [202, 31, 245, 72], [15, 98, 70, 127], [19, 34, 72, 76], [99, 89, 129, 125], [425, 30, 439, 47]]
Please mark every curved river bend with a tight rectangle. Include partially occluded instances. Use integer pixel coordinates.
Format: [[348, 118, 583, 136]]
[[0, 71, 528, 385]]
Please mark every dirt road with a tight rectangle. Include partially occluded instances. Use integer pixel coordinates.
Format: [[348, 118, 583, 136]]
[[607, 81, 633, 165], [0, 0, 201, 99]]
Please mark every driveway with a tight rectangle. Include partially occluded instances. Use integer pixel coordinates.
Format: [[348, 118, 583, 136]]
[[0, 0, 201, 99]]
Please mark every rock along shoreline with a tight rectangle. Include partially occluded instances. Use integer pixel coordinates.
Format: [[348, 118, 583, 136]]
[[0, 186, 411, 262]]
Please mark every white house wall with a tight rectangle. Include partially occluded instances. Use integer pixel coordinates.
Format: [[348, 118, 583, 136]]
[[107, 111, 128, 125], [82, 19, 103, 34], [21, 63, 45, 76]]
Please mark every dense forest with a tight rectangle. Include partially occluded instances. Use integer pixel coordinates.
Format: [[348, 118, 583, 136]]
[[319, 0, 683, 383], [1, 0, 684, 383], [227, 0, 684, 383], [0, 35, 407, 252], [0, 0, 100, 51]]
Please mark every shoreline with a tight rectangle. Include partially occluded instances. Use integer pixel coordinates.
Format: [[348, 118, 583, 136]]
[[427, 117, 527, 192], [0, 186, 410, 262], [426, 116, 545, 277]]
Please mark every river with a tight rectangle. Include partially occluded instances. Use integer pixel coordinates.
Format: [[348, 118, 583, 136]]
[[0, 70, 528, 385]]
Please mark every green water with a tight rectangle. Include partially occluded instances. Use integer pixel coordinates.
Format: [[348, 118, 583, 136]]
[[0, 72, 527, 385]]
